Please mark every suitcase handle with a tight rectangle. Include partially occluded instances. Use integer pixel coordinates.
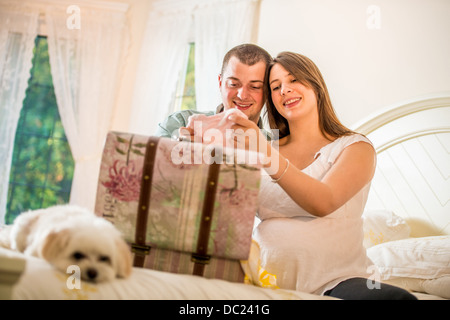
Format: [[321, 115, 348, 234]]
[[133, 137, 160, 267]]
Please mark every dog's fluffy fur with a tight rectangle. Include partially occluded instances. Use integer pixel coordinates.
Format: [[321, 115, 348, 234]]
[[0, 205, 132, 282]]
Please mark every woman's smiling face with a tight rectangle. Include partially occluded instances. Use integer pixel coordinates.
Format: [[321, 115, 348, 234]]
[[269, 63, 318, 121]]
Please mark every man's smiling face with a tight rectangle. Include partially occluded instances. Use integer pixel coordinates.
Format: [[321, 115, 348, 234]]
[[218, 56, 267, 124]]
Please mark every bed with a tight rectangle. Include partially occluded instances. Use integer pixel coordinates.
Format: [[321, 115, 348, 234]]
[[1, 93, 449, 300], [352, 92, 450, 300]]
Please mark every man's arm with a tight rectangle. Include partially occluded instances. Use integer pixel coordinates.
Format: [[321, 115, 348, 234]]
[[154, 116, 182, 138], [154, 110, 214, 138]]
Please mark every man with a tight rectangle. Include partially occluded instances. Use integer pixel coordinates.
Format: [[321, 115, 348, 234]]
[[155, 44, 272, 139]]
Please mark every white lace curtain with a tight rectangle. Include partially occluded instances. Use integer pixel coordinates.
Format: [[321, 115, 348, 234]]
[[46, 5, 129, 211], [129, 6, 192, 136], [0, 3, 39, 223], [130, 0, 262, 135], [0, 1, 129, 223], [194, 0, 261, 112]]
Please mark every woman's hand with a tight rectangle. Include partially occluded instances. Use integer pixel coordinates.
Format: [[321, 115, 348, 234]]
[[227, 112, 274, 169], [227, 113, 264, 152]]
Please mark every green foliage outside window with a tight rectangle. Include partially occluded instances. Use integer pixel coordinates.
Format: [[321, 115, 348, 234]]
[[180, 43, 196, 111], [5, 36, 74, 224]]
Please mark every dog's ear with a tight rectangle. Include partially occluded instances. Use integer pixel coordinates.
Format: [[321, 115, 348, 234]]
[[40, 229, 72, 261], [0, 225, 12, 249], [114, 237, 132, 278]]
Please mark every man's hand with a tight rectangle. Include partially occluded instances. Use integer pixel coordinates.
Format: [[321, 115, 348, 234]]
[[178, 126, 194, 142]]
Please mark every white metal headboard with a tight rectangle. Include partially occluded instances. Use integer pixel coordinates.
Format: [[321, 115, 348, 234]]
[[353, 93, 450, 237]]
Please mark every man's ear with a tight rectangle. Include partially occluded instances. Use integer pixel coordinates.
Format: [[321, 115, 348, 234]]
[[218, 74, 223, 88]]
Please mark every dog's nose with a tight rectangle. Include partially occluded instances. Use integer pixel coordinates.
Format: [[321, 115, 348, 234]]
[[87, 268, 98, 280]]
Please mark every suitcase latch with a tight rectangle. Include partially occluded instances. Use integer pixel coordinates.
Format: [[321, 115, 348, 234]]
[[191, 253, 211, 265], [131, 243, 151, 255]]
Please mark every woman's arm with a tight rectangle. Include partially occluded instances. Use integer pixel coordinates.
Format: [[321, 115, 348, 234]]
[[229, 113, 376, 217], [270, 142, 375, 216]]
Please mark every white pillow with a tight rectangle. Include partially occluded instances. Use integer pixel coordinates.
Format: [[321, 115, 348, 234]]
[[367, 235, 450, 280], [383, 276, 450, 299], [362, 209, 410, 248]]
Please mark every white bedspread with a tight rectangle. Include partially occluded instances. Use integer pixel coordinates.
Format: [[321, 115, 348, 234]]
[[0, 247, 332, 300]]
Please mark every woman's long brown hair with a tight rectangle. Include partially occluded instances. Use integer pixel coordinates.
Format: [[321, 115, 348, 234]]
[[266, 52, 355, 140]]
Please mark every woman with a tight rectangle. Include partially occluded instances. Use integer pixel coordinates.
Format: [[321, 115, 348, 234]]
[[229, 52, 416, 299]]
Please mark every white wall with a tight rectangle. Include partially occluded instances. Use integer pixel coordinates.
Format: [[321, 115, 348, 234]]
[[257, 0, 450, 127]]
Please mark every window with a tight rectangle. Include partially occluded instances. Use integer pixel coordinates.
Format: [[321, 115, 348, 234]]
[[5, 36, 74, 224], [174, 42, 196, 111]]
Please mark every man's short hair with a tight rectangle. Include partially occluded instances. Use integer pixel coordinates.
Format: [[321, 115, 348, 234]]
[[221, 44, 272, 74]]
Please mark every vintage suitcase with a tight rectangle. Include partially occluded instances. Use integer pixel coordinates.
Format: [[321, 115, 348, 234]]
[[95, 131, 261, 282]]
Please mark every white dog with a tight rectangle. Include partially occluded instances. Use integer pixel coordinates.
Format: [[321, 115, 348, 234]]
[[1, 204, 132, 282]]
